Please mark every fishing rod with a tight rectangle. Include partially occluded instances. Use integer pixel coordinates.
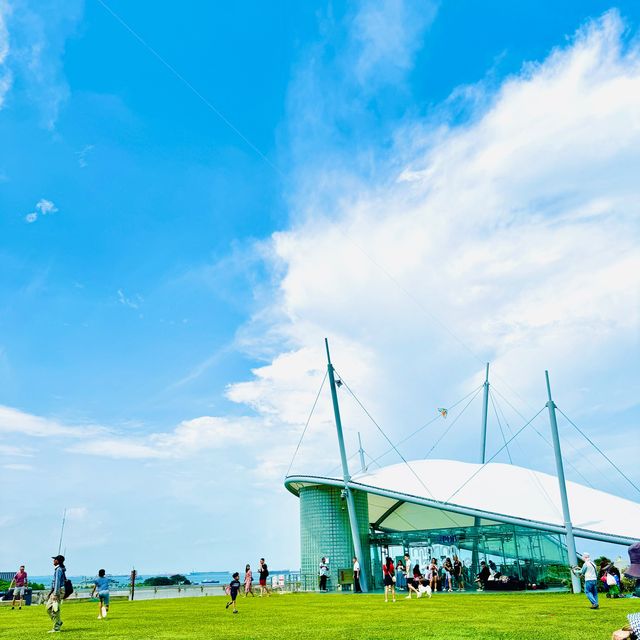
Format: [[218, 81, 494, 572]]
[[57, 509, 67, 555]]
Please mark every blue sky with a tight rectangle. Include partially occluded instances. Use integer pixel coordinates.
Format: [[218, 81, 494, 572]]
[[1, 0, 639, 575]]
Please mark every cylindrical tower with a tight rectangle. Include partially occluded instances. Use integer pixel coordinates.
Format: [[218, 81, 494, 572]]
[[299, 485, 370, 591]]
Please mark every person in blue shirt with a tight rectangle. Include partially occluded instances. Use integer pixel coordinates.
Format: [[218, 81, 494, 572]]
[[225, 573, 241, 614], [46, 555, 66, 633], [91, 569, 110, 619]]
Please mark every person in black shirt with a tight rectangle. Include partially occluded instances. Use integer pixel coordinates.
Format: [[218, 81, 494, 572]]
[[225, 572, 241, 613], [475, 561, 491, 590], [258, 558, 271, 597]]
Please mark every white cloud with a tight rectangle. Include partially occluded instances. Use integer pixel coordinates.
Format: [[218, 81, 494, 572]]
[[1, 0, 83, 128], [0, 442, 34, 456], [24, 197, 58, 222], [3, 463, 34, 471], [0, 405, 105, 438], [0, 0, 11, 109], [36, 198, 57, 214], [228, 10, 640, 491], [351, 0, 437, 88]]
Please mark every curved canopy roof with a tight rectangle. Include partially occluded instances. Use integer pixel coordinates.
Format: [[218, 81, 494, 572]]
[[285, 459, 640, 545]]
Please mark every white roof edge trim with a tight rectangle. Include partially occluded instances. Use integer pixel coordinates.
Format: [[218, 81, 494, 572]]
[[284, 474, 639, 546]]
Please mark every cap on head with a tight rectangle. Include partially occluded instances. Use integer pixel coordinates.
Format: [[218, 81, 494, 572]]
[[582, 553, 590, 560], [52, 555, 65, 564]]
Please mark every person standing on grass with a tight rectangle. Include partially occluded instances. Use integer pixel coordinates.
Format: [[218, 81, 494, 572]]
[[353, 557, 362, 593], [396, 557, 406, 590], [244, 564, 254, 597], [443, 557, 454, 592], [453, 555, 465, 591], [382, 556, 396, 603], [428, 559, 439, 593], [403, 554, 411, 590], [258, 558, 271, 596], [319, 557, 329, 592], [46, 555, 66, 633], [10, 565, 27, 610], [91, 569, 110, 619], [225, 572, 241, 614], [573, 552, 599, 609]]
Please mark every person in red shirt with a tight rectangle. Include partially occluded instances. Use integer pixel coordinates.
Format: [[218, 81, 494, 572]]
[[382, 557, 396, 603], [10, 565, 28, 610]]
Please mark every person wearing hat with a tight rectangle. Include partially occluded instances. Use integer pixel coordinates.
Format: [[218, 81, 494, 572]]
[[573, 552, 600, 609], [609, 545, 640, 640], [625, 542, 640, 598], [46, 555, 66, 633]]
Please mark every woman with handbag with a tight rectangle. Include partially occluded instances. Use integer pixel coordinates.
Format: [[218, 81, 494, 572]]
[[382, 557, 396, 603]]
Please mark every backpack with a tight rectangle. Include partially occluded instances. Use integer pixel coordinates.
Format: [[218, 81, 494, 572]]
[[62, 571, 74, 599]]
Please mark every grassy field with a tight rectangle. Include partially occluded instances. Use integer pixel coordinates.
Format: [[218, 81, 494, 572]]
[[1, 592, 638, 639]]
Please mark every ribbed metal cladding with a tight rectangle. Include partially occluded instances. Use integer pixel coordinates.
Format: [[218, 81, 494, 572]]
[[299, 485, 371, 591]]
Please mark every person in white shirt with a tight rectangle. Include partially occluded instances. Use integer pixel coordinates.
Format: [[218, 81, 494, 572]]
[[352, 557, 362, 593], [573, 552, 599, 609]]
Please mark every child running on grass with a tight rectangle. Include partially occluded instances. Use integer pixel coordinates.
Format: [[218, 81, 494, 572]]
[[91, 569, 110, 619], [225, 573, 241, 614]]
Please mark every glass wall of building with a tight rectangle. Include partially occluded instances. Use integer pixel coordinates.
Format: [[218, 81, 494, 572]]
[[299, 485, 371, 591], [369, 522, 570, 590]]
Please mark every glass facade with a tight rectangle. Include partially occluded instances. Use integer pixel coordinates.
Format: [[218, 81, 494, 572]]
[[298, 484, 572, 591], [299, 485, 371, 591], [370, 522, 570, 590]]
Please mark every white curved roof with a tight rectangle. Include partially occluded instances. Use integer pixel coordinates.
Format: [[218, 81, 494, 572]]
[[287, 459, 640, 543]]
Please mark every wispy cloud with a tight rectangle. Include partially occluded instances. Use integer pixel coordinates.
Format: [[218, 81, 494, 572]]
[[76, 144, 94, 168], [0, 0, 12, 109], [350, 0, 437, 89], [2, 0, 83, 128], [117, 289, 142, 310], [3, 463, 34, 471], [0, 442, 34, 457]]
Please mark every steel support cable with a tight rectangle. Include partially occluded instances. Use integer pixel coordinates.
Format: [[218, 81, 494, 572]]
[[285, 371, 328, 478], [489, 390, 512, 464], [557, 408, 640, 497], [365, 383, 484, 468], [335, 228, 538, 418], [333, 370, 456, 517], [423, 386, 484, 459], [96, 1, 283, 177], [364, 451, 384, 470], [444, 406, 546, 504], [98, 1, 541, 426], [326, 451, 361, 477], [490, 390, 564, 520], [492, 385, 596, 489]]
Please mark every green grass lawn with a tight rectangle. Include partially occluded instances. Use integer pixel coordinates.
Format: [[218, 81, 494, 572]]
[[2, 592, 638, 639]]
